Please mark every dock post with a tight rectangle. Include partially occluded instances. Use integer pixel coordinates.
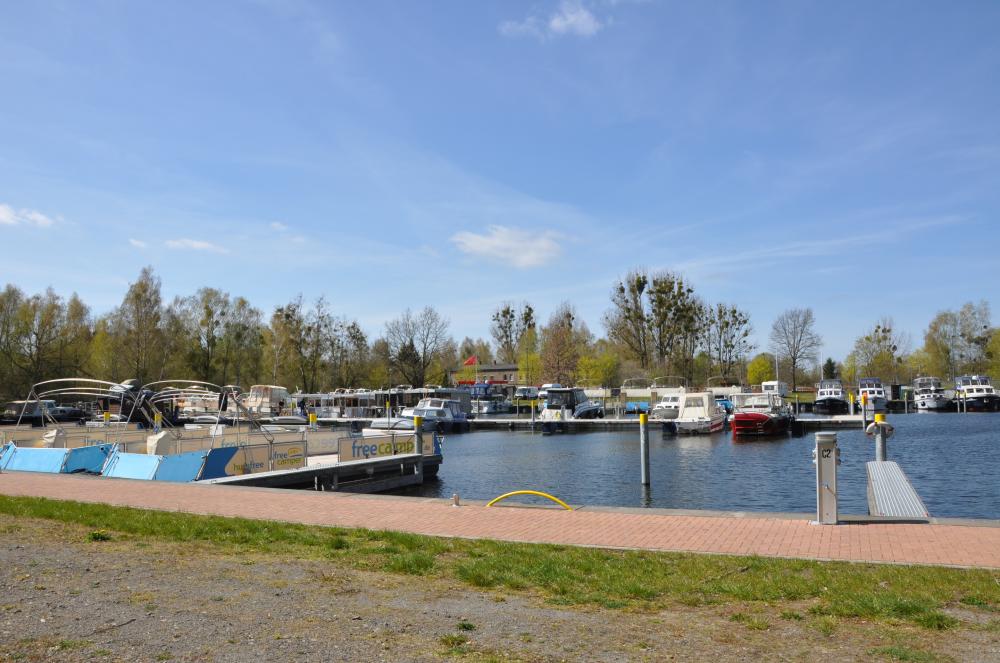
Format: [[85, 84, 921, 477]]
[[413, 416, 424, 455], [873, 413, 888, 461], [639, 413, 650, 485], [530, 400, 536, 431]]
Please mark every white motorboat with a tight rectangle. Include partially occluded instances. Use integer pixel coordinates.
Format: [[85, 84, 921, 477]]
[[858, 378, 889, 414], [953, 375, 1000, 412], [813, 379, 849, 415], [650, 392, 682, 420], [539, 388, 603, 421], [400, 398, 471, 433], [675, 392, 726, 435], [912, 377, 951, 411]]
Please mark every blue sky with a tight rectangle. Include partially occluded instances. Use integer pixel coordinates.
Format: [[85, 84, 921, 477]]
[[2, 0, 999, 360]]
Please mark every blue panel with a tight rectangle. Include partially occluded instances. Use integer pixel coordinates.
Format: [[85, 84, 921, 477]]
[[62, 444, 114, 474], [3, 447, 69, 473], [154, 450, 209, 483], [198, 447, 239, 480], [103, 451, 161, 480], [0, 443, 15, 468]]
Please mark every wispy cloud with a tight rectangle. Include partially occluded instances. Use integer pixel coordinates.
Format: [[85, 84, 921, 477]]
[[165, 238, 229, 254], [500, 0, 605, 40], [269, 221, 289, 231], [451, 225, 562, 268], [128, 238, 148, 249], [0, 203, 57, 227], [672, 215, 965, 277]]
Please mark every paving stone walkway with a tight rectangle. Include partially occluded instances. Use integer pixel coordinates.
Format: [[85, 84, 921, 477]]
[[2, 472, 998, 568]]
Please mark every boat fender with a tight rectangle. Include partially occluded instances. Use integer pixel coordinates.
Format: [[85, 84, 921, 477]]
[[864, 422, 894, 439]]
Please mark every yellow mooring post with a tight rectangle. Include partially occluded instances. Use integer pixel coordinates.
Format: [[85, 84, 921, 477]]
[[639, 412, 650, 485], [413, 415, 424, 455]]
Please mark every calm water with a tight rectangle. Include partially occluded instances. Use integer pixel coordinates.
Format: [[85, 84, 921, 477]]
[[396, 413, 1000, 519]]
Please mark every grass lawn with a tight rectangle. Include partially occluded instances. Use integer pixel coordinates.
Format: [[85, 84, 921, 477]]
[[0, 494, 997, 633]]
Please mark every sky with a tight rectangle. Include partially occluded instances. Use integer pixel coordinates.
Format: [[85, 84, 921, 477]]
[[2, 0, 999, 361]]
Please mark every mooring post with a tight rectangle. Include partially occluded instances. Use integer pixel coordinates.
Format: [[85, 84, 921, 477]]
[[873, 413, 888, 461], [530, 400, 536, 430], [639, 413, 650, 485], [414, 415, 424, 455]]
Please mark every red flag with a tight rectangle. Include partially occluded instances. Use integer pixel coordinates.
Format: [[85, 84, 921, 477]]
[[463, 355, 478, 366]]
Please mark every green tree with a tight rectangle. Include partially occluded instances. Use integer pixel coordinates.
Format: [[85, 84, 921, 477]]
[[113, 267, 165, 384], [822, 358, 838, 379], [490, 302, 535, 364], [746, 353, 775, 386]]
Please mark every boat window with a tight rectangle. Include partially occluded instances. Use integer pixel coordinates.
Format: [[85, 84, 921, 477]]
[[684, 397, 703, 408]]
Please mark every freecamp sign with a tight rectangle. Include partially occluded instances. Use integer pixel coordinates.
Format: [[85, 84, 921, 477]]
[[338, 435, 415, 461]]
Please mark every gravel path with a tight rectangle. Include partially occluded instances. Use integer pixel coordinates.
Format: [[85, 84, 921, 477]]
[[1, 516, 996, 662]]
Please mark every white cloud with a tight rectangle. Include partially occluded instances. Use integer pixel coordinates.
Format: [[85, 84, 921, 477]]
[[0, 203, 56, 227], [165, 238, 230, 254], [549, 0, 603, 36], [269, 221, 289, 231], [451, 225, 562, 268], [128, 238, 148, 249], [500, 1, 604, 40]]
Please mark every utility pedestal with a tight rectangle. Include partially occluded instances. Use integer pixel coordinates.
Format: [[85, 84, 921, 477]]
[[813, 431, 841, 525]]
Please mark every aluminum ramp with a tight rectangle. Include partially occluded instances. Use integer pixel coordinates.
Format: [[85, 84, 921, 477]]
[[866, 461, 930, 521]]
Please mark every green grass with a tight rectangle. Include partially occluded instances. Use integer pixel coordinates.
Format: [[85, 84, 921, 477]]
[[729, 612, 770, 630], [1, 495, 997, 631], [870, 645, 946, 662]]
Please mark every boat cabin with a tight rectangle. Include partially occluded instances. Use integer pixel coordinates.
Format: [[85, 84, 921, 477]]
[[244, 385, 292, 416], [761, 381, 789, 397], [954, 375, 996, 395], [858, 378, 887, 398]]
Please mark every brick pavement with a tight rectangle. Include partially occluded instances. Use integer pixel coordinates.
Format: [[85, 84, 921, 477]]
[[1, 472, 998, 568]]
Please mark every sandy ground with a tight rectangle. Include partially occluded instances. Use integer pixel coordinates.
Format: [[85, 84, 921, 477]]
[[1, 516, 997, 662]]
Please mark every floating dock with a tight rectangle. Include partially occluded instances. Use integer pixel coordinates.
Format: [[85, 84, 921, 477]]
[[320, 415, 864, 433], [201, 452, 442, 491]]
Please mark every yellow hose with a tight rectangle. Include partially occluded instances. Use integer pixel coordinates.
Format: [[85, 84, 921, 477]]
[[485, 490, 572, 510]]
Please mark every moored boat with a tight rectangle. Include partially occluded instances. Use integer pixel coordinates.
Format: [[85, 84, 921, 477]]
[[858, 377, 889, 414], [731, 393, 792, 437], [813, 379, 849, 415], [675, 392, 726, 435], [912, 377, 951, 411], [953, 375, 1000, 412]]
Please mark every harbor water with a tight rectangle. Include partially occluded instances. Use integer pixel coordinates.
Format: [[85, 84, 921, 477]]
[[394, 413, 1000, 520]]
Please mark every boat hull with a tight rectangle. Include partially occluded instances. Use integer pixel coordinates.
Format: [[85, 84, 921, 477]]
[[915, 395, 952, 411], [812, 398, 848, 415], [675, 416, 725, 435], [731, 411, 791, 437], [956, 395, 1000, 412]]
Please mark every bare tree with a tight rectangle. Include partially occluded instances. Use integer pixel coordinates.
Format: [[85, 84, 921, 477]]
[[769, 308, 821, 392], [603, 270, 650, 368], [385, 307, 450, 386], [705, 303, 755, 380]]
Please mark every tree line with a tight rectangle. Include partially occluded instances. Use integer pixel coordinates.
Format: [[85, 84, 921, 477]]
[[1, 267, 997, 401]]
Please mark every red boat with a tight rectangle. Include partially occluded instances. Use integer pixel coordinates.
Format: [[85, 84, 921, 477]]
[[731, 394, 792, 438]]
